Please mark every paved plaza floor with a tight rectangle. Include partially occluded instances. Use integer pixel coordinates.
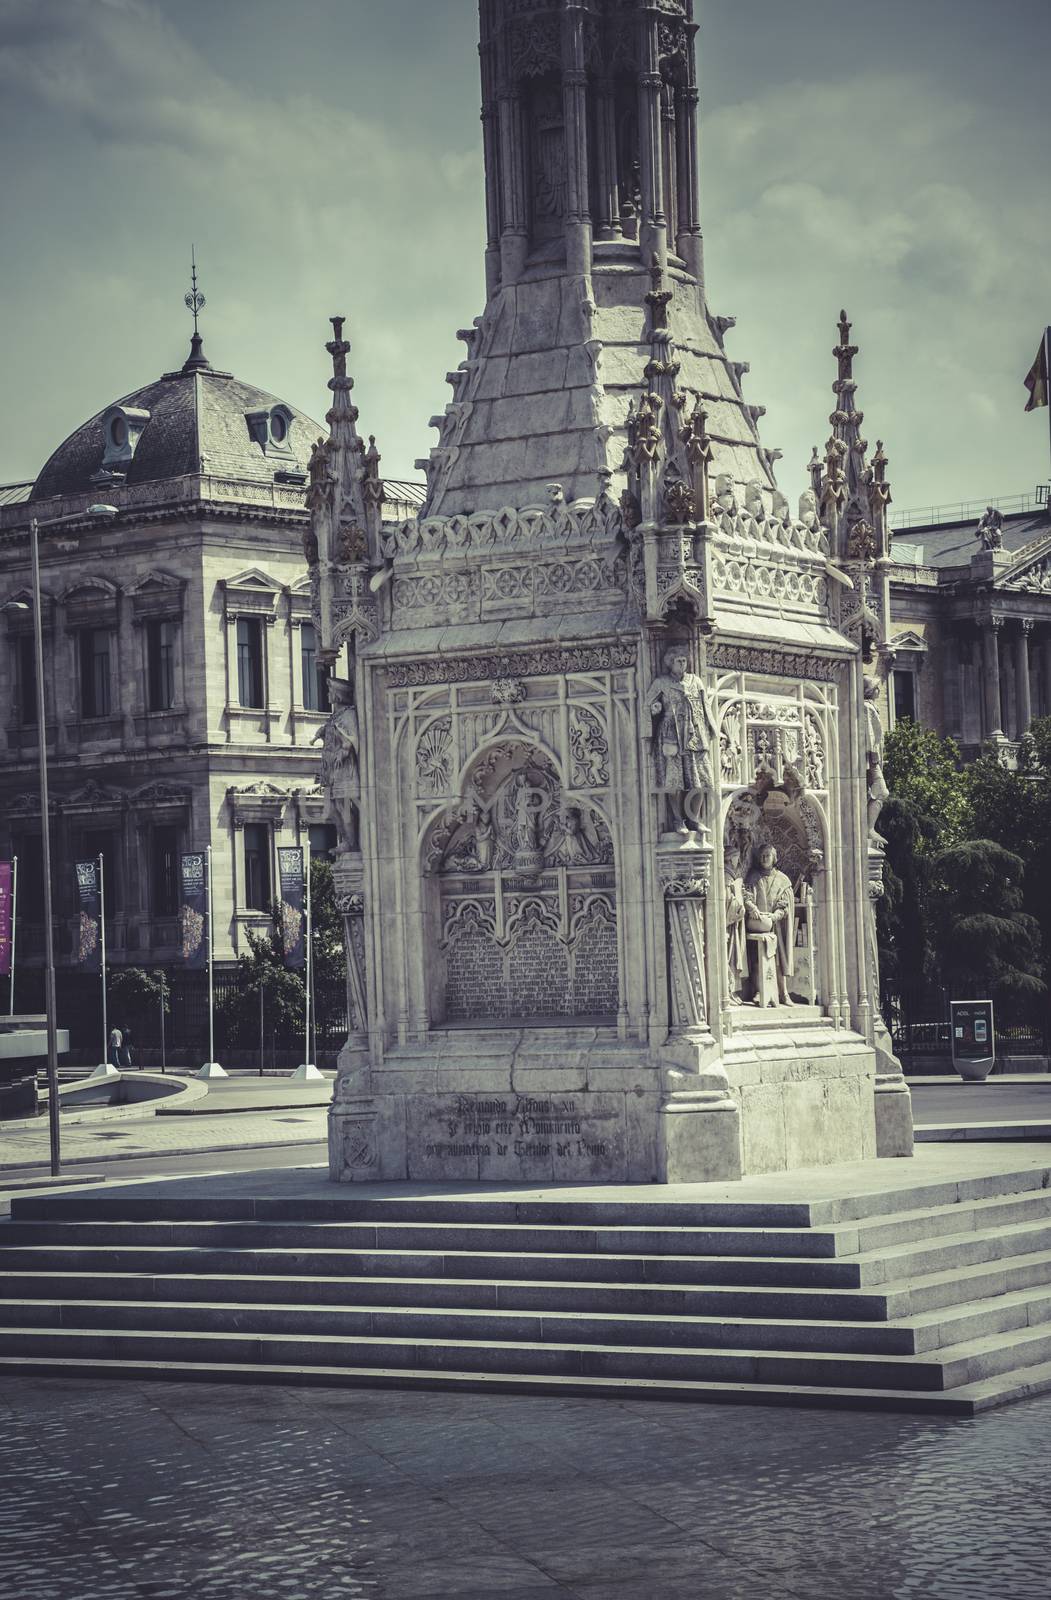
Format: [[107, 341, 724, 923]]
[[0, 1373, 1047, 1600]]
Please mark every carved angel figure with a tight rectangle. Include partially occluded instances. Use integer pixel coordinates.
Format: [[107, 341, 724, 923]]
[[645, 647, 717, 833]]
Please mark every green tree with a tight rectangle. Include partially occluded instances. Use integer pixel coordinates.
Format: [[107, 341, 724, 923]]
[[107, 966, 170, 1047], [215, 859, 345, 1053], [882, 719, 970, 852], [930, 840, 1044, 1004], [877, 721, 970, 1021]]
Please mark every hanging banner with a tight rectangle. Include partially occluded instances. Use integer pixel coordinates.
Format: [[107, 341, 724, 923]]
[[74, 859, 102, 972], [180, 853, 208, 969], [277, 847, 306, 969], [0, 860, 12, 977]]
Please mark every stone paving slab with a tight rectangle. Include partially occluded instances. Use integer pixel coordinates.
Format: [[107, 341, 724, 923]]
[[0, 1372, 1046, 1598], [0, 1107, 328, 1173]]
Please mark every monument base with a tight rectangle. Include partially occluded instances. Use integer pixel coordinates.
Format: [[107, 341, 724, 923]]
[[328, 1021, 885, 1185]]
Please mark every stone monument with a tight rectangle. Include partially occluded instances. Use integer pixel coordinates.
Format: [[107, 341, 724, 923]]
[[306, 0, 913, 1184]]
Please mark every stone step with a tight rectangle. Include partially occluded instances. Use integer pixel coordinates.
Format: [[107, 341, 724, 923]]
[[12, 1163, 1051, 1229], [0, 1218, 852, 1259], [8, 1186, 1051, 1260], [0, 1269, 902, 1321], [4, 1283, 1050, 1357], [853, 1218, 1051, 1285], [0, 1242, 872, 1287], [8, 1216, 1049, 1292], [3, 1349, 1049, 1415], [0, 1297, 912, 1355], [1, 1321, 1050, 1392], [896, 1251, 1051, 1316]]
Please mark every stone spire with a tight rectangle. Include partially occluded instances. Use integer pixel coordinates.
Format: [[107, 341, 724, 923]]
[[818, 310, 892, 657], [306, 318, 383, 658]]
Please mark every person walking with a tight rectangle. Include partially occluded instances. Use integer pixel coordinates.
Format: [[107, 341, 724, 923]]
[[107, 1025, 122, 1069], [120, 1024, 135, 1070]]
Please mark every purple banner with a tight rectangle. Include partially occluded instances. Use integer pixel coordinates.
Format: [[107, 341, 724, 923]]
[[0, 860, 12, 977], [74, 859, 101, 973], [277, 847, 306, 969], [180, 854, 207, 969]]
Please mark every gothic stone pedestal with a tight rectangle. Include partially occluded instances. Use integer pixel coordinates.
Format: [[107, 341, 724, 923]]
[[327, 1019, 882, 1186]]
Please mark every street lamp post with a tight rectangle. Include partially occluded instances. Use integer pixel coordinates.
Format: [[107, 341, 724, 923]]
[[17, 504, 118, 1177]]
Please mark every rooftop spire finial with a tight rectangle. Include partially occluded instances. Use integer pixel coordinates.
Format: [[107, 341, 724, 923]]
[[182, 245, 211, 372]]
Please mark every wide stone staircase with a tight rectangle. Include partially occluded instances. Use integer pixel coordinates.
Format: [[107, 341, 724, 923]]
[[2, 1164, 1051, 1413]]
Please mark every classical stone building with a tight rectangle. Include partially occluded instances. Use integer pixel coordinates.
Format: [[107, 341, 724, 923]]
[[887, 489, 1051, 756], [0, 328, 422, 996], [308, 0, 913, 1186]]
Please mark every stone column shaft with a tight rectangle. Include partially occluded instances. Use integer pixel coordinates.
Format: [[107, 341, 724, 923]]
[[497, 90, 528, 283], [982, 619, 1004, 738], [674, 85, 703, 283], [594, 80, 620, 240], [1043, 634, 1051, 718], [561, 6, 591, 276], [1016, 622, 1033, 737], [637, 15, 667, 267]]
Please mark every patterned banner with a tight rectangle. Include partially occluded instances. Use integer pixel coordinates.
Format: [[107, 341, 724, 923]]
[[0, 860, 12, 977], [277, 847, 306, 969], [74, 859, 102, 972], [179, 853, 207, 969]]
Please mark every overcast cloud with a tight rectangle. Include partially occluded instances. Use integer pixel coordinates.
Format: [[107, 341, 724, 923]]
[[0, 0, 1048, 514]]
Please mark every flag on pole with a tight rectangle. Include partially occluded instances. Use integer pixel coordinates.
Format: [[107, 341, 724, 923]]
[[74, 860, 102, 972], [179, 853, 207, 969], [0, 861, 12, 977], [1023, 328, 1050, 411], [277, 847, 306, 969]]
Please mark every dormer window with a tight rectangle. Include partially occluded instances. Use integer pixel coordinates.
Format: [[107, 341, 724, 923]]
[[96, 404, 150, 477], [245, 405, 295, 458]]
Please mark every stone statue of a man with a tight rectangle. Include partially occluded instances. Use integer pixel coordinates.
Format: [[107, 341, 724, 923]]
[[645, 647, 717, 834], [315, 676, 360, 851], [745, 844, 796, 1006], [975, 505, 1004, 551], [863, 675, 890, 838]]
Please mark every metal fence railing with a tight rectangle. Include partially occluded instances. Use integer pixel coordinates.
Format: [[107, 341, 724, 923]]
[[5, 965, 349, 1072]]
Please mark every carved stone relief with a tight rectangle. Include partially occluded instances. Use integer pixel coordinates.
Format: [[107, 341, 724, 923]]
[[423, 742, 619, 1022]]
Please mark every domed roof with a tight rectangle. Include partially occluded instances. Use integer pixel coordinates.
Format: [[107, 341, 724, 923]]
[[31, 338, 324, 502]]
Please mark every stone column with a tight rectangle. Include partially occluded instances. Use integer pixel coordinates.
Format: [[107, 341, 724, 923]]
[[1016, 620, 1034, 737], [561, 6, 591, 277], [1043, 633, 1051, 719], [981, 617, 1005, 738], [655, 843, 742, 1183], [480, 40, 502, 297], [593, 78, 620, 241], [497, 89, 528, 284], [661, 80, 677, 246], [674, 64, 703, 283], [637, 15, 667, 268]]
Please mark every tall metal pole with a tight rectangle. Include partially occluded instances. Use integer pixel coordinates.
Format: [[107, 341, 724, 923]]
[[30, 518, 61, 1177], [8, 854, 16, 1016], [206, 843, 215, 1067], [304, 858, 312, 1067], [98, 851, 108, 1066]]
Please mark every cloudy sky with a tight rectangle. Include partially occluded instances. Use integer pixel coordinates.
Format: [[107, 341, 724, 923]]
[[1, 0, 1049, 516]]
